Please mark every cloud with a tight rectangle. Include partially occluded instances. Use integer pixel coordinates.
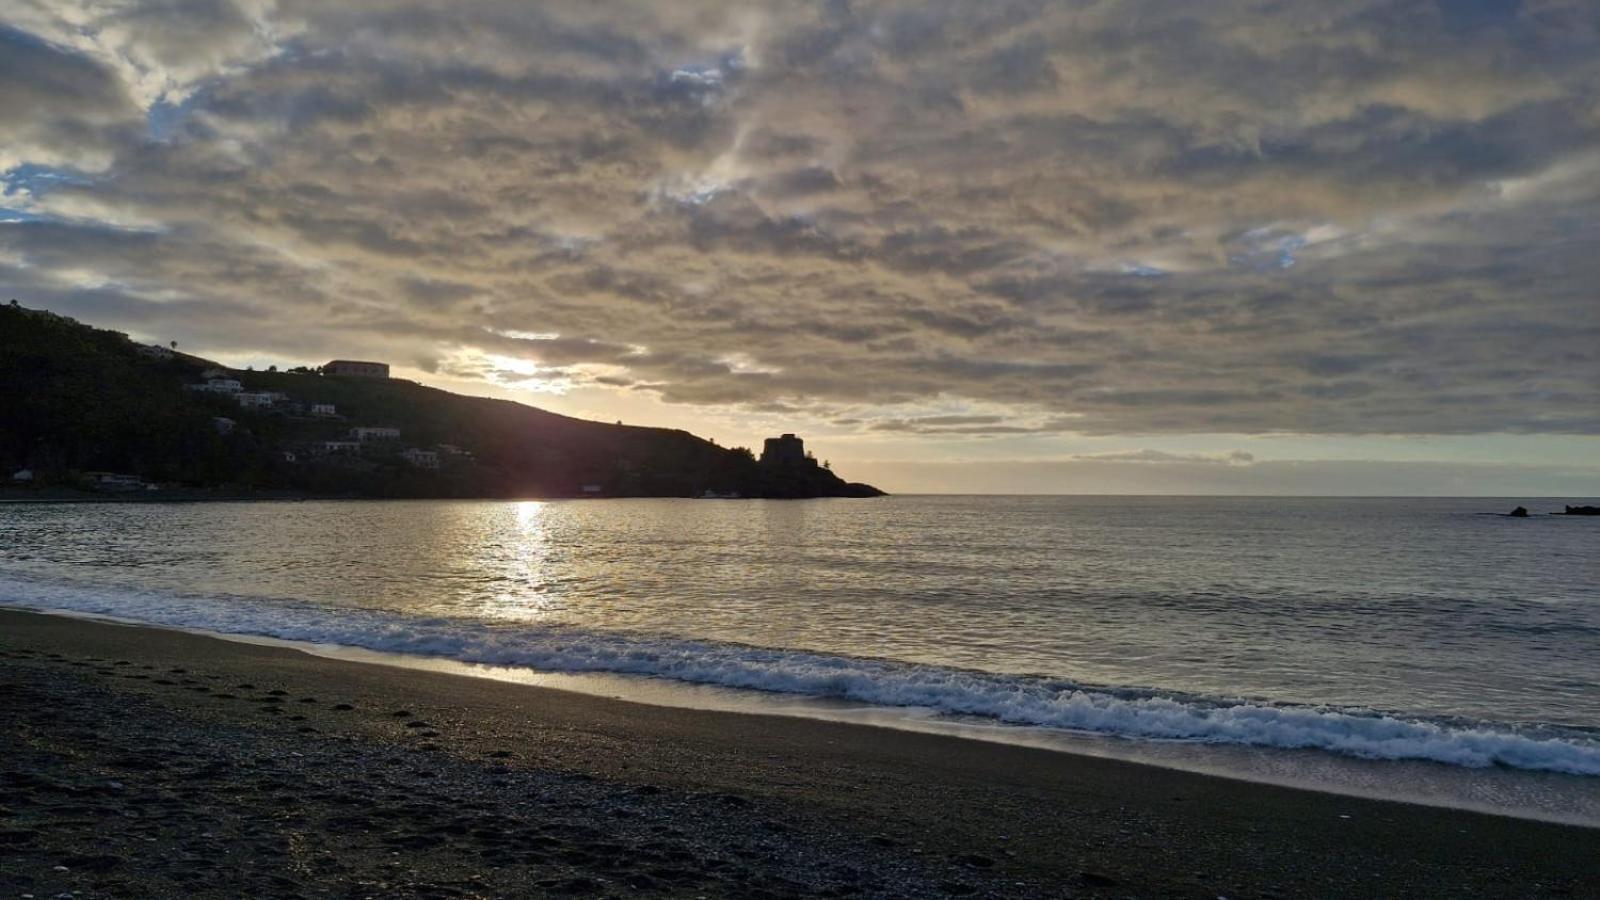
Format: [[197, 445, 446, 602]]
[[0, 27, 142, 172], [1071, 449, 1257, 466], [1, 0, 1597, 440], [844, 456, 1600, 497]]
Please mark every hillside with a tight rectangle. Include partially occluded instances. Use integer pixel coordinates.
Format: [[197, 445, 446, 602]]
[[0, 303, 883, 500]]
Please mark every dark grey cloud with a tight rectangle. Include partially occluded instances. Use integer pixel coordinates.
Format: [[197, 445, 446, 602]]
[[0, 26, 141, 171], [2, 0, 1598, 438]]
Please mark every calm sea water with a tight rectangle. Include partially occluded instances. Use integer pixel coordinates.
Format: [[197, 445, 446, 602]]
[[3, 496, 1598, 789]]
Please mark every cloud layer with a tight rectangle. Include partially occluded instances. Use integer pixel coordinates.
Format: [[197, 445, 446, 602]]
[[3, 0, 1599, 439]]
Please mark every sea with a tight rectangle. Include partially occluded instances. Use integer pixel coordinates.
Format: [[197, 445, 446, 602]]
[[3, 496, 1597, 823]]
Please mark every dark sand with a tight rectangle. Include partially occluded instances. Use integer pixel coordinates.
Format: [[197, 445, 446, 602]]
[[2, 610, 1595, 898]]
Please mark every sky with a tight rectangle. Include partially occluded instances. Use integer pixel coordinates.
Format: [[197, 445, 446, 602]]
[[2, 0, 1598, 495]]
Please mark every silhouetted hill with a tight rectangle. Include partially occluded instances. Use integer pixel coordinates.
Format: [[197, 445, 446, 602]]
[[0, 302, 884, 500]]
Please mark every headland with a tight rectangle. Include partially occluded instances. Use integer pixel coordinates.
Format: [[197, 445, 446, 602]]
[[1, 302, 882, 501]]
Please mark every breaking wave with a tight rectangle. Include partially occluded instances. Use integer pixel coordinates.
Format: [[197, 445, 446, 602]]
[[4, 574, 1598, 776]]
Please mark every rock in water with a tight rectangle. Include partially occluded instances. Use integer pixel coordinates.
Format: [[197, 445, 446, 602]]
[[1508, 506, 1529, 517]]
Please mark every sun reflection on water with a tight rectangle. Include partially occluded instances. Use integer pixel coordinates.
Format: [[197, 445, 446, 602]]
[[476, 500, 566, 624]]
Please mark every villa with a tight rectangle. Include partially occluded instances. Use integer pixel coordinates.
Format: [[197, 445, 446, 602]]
[[350, 426, 400, 442], [400, 448, 440, 469], [187, 378, 243, 394], [235, 392, 276, 409]]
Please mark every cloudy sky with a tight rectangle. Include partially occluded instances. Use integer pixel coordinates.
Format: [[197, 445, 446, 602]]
[[4, 0, 1598, 494]]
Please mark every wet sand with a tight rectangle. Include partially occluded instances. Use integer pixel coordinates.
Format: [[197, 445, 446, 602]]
[[2, 609, 1595, 898]]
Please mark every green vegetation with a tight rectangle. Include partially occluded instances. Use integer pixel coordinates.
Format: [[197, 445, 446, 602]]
[[0, 303, 883, 499]]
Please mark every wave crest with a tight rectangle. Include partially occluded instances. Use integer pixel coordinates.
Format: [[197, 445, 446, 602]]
[[4, 576, 1597, 775]]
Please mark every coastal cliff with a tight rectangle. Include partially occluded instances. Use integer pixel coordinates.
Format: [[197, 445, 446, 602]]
[[0, 303, 883, 500]]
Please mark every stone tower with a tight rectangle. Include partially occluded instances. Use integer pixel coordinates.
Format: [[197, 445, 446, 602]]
[[760, 433, 809, 467]]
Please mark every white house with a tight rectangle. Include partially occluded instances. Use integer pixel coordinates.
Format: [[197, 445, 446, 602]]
[[85, 472, 144, 492], [400, 448, 440, 469], [186, 377, 243, 394], [310, 403, 337, 417], [322, 440, 361, 454], [235, 392, 275, 409], [137, 344, 174, 360], [11, 469, 33, 482], [350, 426, 400, 442]]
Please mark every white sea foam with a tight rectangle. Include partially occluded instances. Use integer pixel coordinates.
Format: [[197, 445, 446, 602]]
[[4, 574, 1599, 776]]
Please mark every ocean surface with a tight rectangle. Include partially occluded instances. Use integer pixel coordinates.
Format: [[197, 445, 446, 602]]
[[3, 496, 1598, 818]]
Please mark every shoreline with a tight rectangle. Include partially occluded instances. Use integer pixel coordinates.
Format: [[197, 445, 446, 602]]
[[0, 490, 886, 504], [23, 602, 1600, 828], [7, 491, 1596, 503], [3, 609, 1596, 897]]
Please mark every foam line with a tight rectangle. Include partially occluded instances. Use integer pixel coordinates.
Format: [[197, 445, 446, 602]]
[[3, 575, 1597, 775]]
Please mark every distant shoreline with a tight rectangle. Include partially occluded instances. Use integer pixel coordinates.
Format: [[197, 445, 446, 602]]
[[5, 490, 1595, 504], [0, 487, 884, 504]]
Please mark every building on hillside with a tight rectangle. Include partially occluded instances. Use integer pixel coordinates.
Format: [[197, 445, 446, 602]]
[[325, 359, 390, 378], [201, 368, 230, 380], [235, 392, 276, 409], [350, 426, 400, 442], [186, 378, 242, 394], [580, 483, 604, 494], [322, 440, 361, 454], [212, 417, 235, 435], [137, 344, 173, 360], [280, 450, 299, 464], [400, 448, 440, 469], [760, 433, 812, 467], [11, 469, 33, 483], [310, 403, 338, 417], [84, 472, 144, 492]]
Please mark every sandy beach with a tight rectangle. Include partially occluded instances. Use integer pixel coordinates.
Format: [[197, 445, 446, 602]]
[[2, 609, 1595, 898]]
